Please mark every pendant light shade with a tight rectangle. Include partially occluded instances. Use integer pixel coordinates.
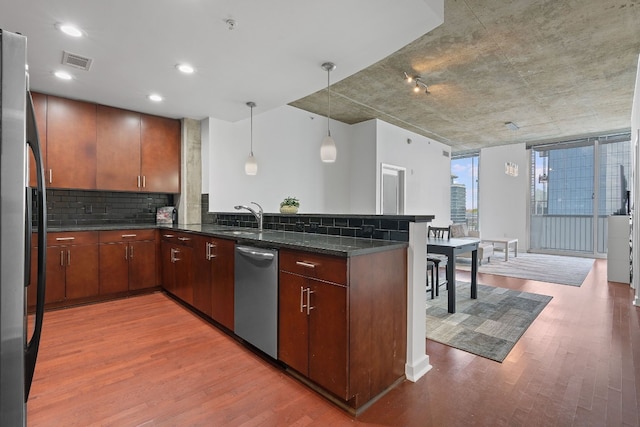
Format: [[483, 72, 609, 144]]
[[320, 62, 337, 163], [245, 101, 257, 175]]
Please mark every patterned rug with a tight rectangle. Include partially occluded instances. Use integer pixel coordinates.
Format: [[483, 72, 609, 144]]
[[426, 282, 552, 362], [456, 252, 594, 286]]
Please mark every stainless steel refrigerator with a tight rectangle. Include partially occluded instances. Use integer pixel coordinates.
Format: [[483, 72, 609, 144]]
[[0, 29, 48, 425]]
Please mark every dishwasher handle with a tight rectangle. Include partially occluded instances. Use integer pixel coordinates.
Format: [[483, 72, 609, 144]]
[[236, 245, 275, 261]]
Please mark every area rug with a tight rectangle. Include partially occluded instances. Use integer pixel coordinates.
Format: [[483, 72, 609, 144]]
[[426, 282, 552, 362], [456, 252, 594, 286]]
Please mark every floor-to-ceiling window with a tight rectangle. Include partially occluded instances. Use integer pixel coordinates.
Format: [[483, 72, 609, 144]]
[[529, 133, 630, 256], [451, 153, 479, 231]]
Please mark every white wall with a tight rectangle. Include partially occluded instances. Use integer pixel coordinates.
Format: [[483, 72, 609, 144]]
[[204, 109, 452, 219], [375, 120, 451, 221], [631, 54, 640, 304], [207, 105, 351, 213], [479, 143, 529, 248]]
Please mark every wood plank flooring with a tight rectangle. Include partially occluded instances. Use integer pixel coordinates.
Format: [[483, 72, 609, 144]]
[[27, 259, 640, 426]]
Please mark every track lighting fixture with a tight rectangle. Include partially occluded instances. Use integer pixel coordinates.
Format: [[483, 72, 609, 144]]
[[404, 72, 430, 94]]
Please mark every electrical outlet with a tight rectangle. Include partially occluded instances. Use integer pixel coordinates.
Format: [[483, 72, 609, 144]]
[[309, 222, 319, 231], [295, 221, 305, 232], [361, 224, 375, 237], [84, 204, 92, 214]]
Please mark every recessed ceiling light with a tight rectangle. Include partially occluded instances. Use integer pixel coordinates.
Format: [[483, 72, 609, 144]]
[[56, 23, 83, 38], [148, 94, 163, 102], [176, 64, 195, 74], [54, 70, 73, 80]]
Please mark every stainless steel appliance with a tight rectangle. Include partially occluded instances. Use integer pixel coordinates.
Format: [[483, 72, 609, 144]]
[[234, 245, 278, 359], [1, 29, 48, 425]]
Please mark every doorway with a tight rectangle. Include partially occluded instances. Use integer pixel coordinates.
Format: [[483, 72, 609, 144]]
[[380, 163, 406, 215]]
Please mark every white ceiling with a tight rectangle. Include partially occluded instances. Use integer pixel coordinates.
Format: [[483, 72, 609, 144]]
[[1, 0, 443, 121]]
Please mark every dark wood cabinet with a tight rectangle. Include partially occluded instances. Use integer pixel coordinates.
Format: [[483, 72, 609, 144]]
[[99, 229, 157, 295], [46, 96, 97, 189], [141, 114, 180, 193], [160, 232, 193, 305], [96, 106, 141, 191], [192, 235, 235, 329], [28, 92, 47, 188], [279, 247, 407, 412], [45, 232, 100, 301], [279, 251, 348, 399]]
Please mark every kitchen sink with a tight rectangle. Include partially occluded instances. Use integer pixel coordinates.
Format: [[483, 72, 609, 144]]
[[230, 230, 256, 235]]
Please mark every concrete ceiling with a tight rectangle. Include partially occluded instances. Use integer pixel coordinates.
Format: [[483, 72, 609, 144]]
[[290, 0, 640, 153], [0, 0, 442, 123]]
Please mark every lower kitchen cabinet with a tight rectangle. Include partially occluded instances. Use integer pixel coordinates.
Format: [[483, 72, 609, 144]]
[[279, 271, 347, 398], [45, 232, 100, 301], [278, 247, 407, 413], [99, 229, 157, 294], [192, 235, 235, 330], [161, 231, 194, 305]]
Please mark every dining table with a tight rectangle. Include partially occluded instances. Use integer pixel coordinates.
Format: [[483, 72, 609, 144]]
[[427, 237, 480, 313]]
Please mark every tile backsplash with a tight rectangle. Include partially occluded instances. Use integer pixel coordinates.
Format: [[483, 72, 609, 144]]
[[34, 189, 174, 227]]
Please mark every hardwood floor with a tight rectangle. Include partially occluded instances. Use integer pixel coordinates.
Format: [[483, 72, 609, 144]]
[[28, 259, 639, 426]]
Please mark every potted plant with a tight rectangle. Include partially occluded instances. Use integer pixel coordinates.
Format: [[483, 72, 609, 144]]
[[280, 196, 300, 214]]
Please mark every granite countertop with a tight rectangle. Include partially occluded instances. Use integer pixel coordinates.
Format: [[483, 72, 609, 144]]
[[46, 223, 408, 257]]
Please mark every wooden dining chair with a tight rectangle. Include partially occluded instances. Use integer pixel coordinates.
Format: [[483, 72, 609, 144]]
[[427, 225, 451, 297]]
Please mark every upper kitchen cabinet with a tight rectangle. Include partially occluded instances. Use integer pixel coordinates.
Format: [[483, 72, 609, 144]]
[[96, 105, 141, 191], [46, 95, 97, 189], [140, 114, 181, 193], [28, 92, 47, 188]]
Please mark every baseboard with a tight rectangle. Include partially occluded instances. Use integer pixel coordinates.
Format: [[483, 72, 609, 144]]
[[405, 354, 432, 382]]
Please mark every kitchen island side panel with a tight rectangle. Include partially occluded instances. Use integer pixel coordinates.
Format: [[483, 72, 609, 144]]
[[348, 247, 407, 408]]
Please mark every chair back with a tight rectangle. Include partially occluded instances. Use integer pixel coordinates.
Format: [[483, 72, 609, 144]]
[[428, 225, 451, 239]]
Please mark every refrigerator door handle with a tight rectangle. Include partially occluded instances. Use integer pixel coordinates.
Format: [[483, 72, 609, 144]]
[[24, 90, 47, 402]]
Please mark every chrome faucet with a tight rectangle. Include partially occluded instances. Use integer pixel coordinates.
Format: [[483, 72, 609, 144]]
[[234, 202, 263, 232]]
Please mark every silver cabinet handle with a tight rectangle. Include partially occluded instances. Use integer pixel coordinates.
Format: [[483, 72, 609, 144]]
[[170, 248, 180, 263], [177, 237, 190, 241], [296, 261, 316, 269], [130, 245, 134, 259], [125, 246, 128, 260], [163, 234, 175, 238], [143, 176, 146, 188], [306, 288, 315, 315], [48, 169, 52, 184], [121, 234, 137, 238], [60, 250, 64, 266], [67, 250, 71, 266], [56, 237, 75, 241], [137, 176, 141, 188], [300, 286, 306, 313]]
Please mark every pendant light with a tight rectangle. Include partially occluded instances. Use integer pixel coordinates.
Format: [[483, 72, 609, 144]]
[[320, 62, 337, 163], [245, 101, 258, 175]]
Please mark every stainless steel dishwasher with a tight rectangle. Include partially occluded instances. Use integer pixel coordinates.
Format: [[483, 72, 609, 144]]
[[234, 244, 278, 359]]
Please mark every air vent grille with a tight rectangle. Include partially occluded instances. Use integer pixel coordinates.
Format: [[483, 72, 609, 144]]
[[442, 150, 450, 157], [61, 51, 92, 71]]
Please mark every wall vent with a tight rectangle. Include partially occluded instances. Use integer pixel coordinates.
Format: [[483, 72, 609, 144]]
[[61, 51, 92, 71], [442, 150, 450, 157]]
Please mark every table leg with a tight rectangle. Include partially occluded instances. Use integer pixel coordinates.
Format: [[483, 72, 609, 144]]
[[504, 242, 509, 261], [447, 250, 455, 313], [471, 249, 478, 299], [514, 240, 518, 258]]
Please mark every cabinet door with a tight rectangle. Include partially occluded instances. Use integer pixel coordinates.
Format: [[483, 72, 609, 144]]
[[160, 240, 176, 294], [211, 238, 235, 330], [308, 280, 348, 399], [129, 240, 157, 290], [140, 114, 180, 193], [45, 246, 66, 304], [46, 96, 97, 189], [28, 92, 47, 188], [96, 105, 141, 191], [278, 272, 309, 375], [172, 244, 193, 305], [192, 236, 213, 317], [99, 242, 129, 294], [65, 244, 99, 299]]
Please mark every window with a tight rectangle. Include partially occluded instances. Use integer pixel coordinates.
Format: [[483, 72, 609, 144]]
[[451, 153, 479, 231]]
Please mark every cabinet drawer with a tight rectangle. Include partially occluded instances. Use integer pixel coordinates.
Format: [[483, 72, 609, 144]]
[[100, 229, 156, 243], [47, 231, 99, 246], [279, 249, 347, 285], [161, 231, 194, 247]]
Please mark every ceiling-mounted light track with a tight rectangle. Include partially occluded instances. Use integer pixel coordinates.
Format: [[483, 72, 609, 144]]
[[404, 71, 429, 94]]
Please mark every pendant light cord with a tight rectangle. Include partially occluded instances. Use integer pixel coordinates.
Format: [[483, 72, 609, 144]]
[[250, 104, 253, 155], [327, 67, 331, 137]]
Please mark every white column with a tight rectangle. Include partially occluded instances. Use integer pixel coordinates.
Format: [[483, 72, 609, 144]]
[[405, 221, 431, 381]]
